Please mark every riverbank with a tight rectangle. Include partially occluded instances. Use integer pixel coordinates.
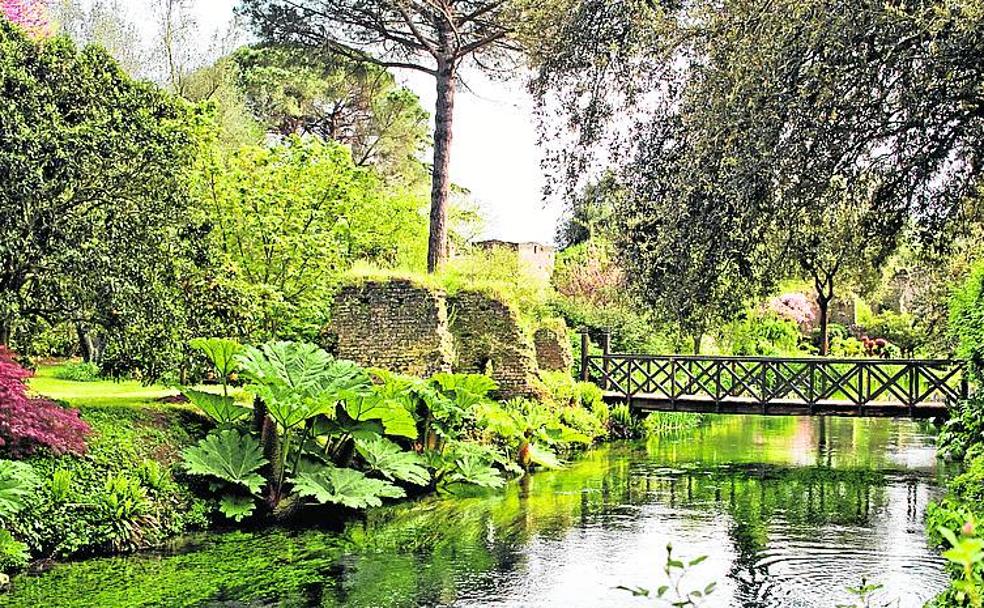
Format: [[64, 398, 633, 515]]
[[3, 360, 704, 582], [3, 416, 948, 608]]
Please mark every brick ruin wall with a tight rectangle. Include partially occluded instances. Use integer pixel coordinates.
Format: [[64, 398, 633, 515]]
[[534, 321, 574, 372], [447, 290, 544, 399], [329, 280, 572, 399], [327, 279, 454, 378]]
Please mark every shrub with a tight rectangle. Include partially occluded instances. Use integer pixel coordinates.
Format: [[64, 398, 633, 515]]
[[51, 361, 102, 383], [951, 262, 984, 381], [8, 404, 210, 563], [723, 310, 804, 356], [0, 346, 91, 457], [767, 292, 815, 326]]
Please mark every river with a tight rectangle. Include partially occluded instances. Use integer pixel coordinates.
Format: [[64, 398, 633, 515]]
[[3, 415, 950, 608]]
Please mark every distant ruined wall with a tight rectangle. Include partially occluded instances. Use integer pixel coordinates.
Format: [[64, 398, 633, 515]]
[[534, 320, 574, 372], [448, 290, 543, 399], [328, 279, 454, 377], [330, 279, 563, 399]]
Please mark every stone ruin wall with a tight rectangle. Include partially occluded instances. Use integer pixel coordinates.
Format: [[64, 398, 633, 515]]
[[327, 279, 454, 378], [329, 279, 572, 399], [447, 290, 543, 399], [533, 320, 574, 372]]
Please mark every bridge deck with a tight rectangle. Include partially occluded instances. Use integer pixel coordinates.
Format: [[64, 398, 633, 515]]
[[602, 392, 950, 419]]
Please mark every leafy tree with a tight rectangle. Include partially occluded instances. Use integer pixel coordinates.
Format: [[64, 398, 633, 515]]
[[535, 0, 984, 350], [0, 21, 207, 377], [50, 0, 145, 75], [234, 45, 430, 180], [239, 0, 527, 272], [200, 137, 428, 341]]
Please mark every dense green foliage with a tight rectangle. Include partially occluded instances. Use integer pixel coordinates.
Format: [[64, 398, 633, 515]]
[[200, 138, 428, 342], [0, 20, 209, 377], [2, 402, 209, 570]]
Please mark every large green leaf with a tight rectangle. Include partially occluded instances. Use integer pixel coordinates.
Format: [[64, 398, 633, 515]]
[[527, 443, 564, 470], [219, 495, 257, 522], [345, 394, 418, 439], [292, 466, 404, 509], [238, 342, 371, 429], [0, 460, 39, 519], [180, 388, 250, 425], [449, 455, 505, 489], [182, 430, 268, 494], [431, 373, 498, 408], [189, 337, 243, 379], [355, 436, 430, 486]]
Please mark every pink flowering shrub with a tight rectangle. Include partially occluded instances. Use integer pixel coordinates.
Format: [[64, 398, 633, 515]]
[[0, 0, 51, 37], [767, 292, 816, 327], [0, 346, 91, 457], [554, 242, 626, 306]]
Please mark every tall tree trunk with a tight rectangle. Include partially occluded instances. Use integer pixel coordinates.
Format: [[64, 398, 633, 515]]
[[77, 323, 94, 363], [814, 274, 835, 356], [817, 296, 830, 355], [427, 61, 456, 273], [0, 317, 10, 347], [692, 333, 702, 355]]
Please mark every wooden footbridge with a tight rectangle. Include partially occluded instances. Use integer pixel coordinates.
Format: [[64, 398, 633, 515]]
[[579, 334, 967, 419]]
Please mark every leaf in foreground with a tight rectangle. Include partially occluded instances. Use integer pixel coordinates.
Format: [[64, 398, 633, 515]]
[[219, 495, 257, 522], [180, 388, 249, 425], [0, 460, 39, 518], [182, 430, 268, 494], [293, 466, 405, 509], [355, 435, 430, 485]]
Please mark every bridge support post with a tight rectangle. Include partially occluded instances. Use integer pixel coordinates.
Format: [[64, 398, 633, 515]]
[[601, 331, 612, 391], [579, 330, 590, 382]]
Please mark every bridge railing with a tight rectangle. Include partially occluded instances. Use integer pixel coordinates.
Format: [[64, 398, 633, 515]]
[[579, 333, 967, 414]]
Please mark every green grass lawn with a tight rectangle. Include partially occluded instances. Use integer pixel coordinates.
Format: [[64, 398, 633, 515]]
[[27, 363, 182, 409]]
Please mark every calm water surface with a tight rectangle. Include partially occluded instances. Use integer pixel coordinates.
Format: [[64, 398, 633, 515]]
[[4, 415, 950, 608]]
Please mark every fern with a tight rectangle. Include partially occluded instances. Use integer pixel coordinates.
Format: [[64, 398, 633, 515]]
[[182, 430, 268, 494], [293, 466, 405, 509]]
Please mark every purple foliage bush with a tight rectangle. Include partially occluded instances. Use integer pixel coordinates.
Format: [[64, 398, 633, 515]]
[[0, 346, 91, 457]]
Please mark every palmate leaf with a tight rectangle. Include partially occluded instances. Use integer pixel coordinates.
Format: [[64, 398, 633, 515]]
[[0, 460, 39, 519], [292, 466, 405, 509], [182, 430, 268, 494], [355, 435, 430, 486], [345, 394, 418, 439], [527, 443, 564, 470], [449, 455, 505, 489], [180, 388, 250, 425], [189, 337, 243, 379], [239, 342, 371, 429], [219, 495, 256, 522], [431, 373, 498, 408]]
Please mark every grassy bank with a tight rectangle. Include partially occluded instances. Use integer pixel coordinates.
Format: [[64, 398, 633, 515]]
[[4, 365, 211, 567]]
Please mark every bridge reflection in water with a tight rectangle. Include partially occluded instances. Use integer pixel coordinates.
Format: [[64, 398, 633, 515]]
[[581, 333, 967, 418]]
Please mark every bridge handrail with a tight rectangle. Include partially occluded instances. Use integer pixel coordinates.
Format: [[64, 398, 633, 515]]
[[585, 353, 960, 367], [577, 332, 968, 413]]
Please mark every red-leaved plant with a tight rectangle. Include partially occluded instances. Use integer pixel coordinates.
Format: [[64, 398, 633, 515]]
[[0, 346, 91, 457]]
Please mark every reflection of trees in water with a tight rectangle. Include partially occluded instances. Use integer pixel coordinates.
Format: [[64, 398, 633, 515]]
[[7, 438, 934, 608]]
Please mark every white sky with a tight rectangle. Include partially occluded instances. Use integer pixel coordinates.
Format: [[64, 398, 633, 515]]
[[169, 0, 560, 244]]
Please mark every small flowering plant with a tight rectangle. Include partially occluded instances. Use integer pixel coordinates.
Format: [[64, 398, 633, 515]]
[[0, 346, 91, 457], [767, 292, 816, 327], [1, 0, 52, 37]]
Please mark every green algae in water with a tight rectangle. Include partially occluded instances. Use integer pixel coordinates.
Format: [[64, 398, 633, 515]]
[[3, 416, 952, 608]]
